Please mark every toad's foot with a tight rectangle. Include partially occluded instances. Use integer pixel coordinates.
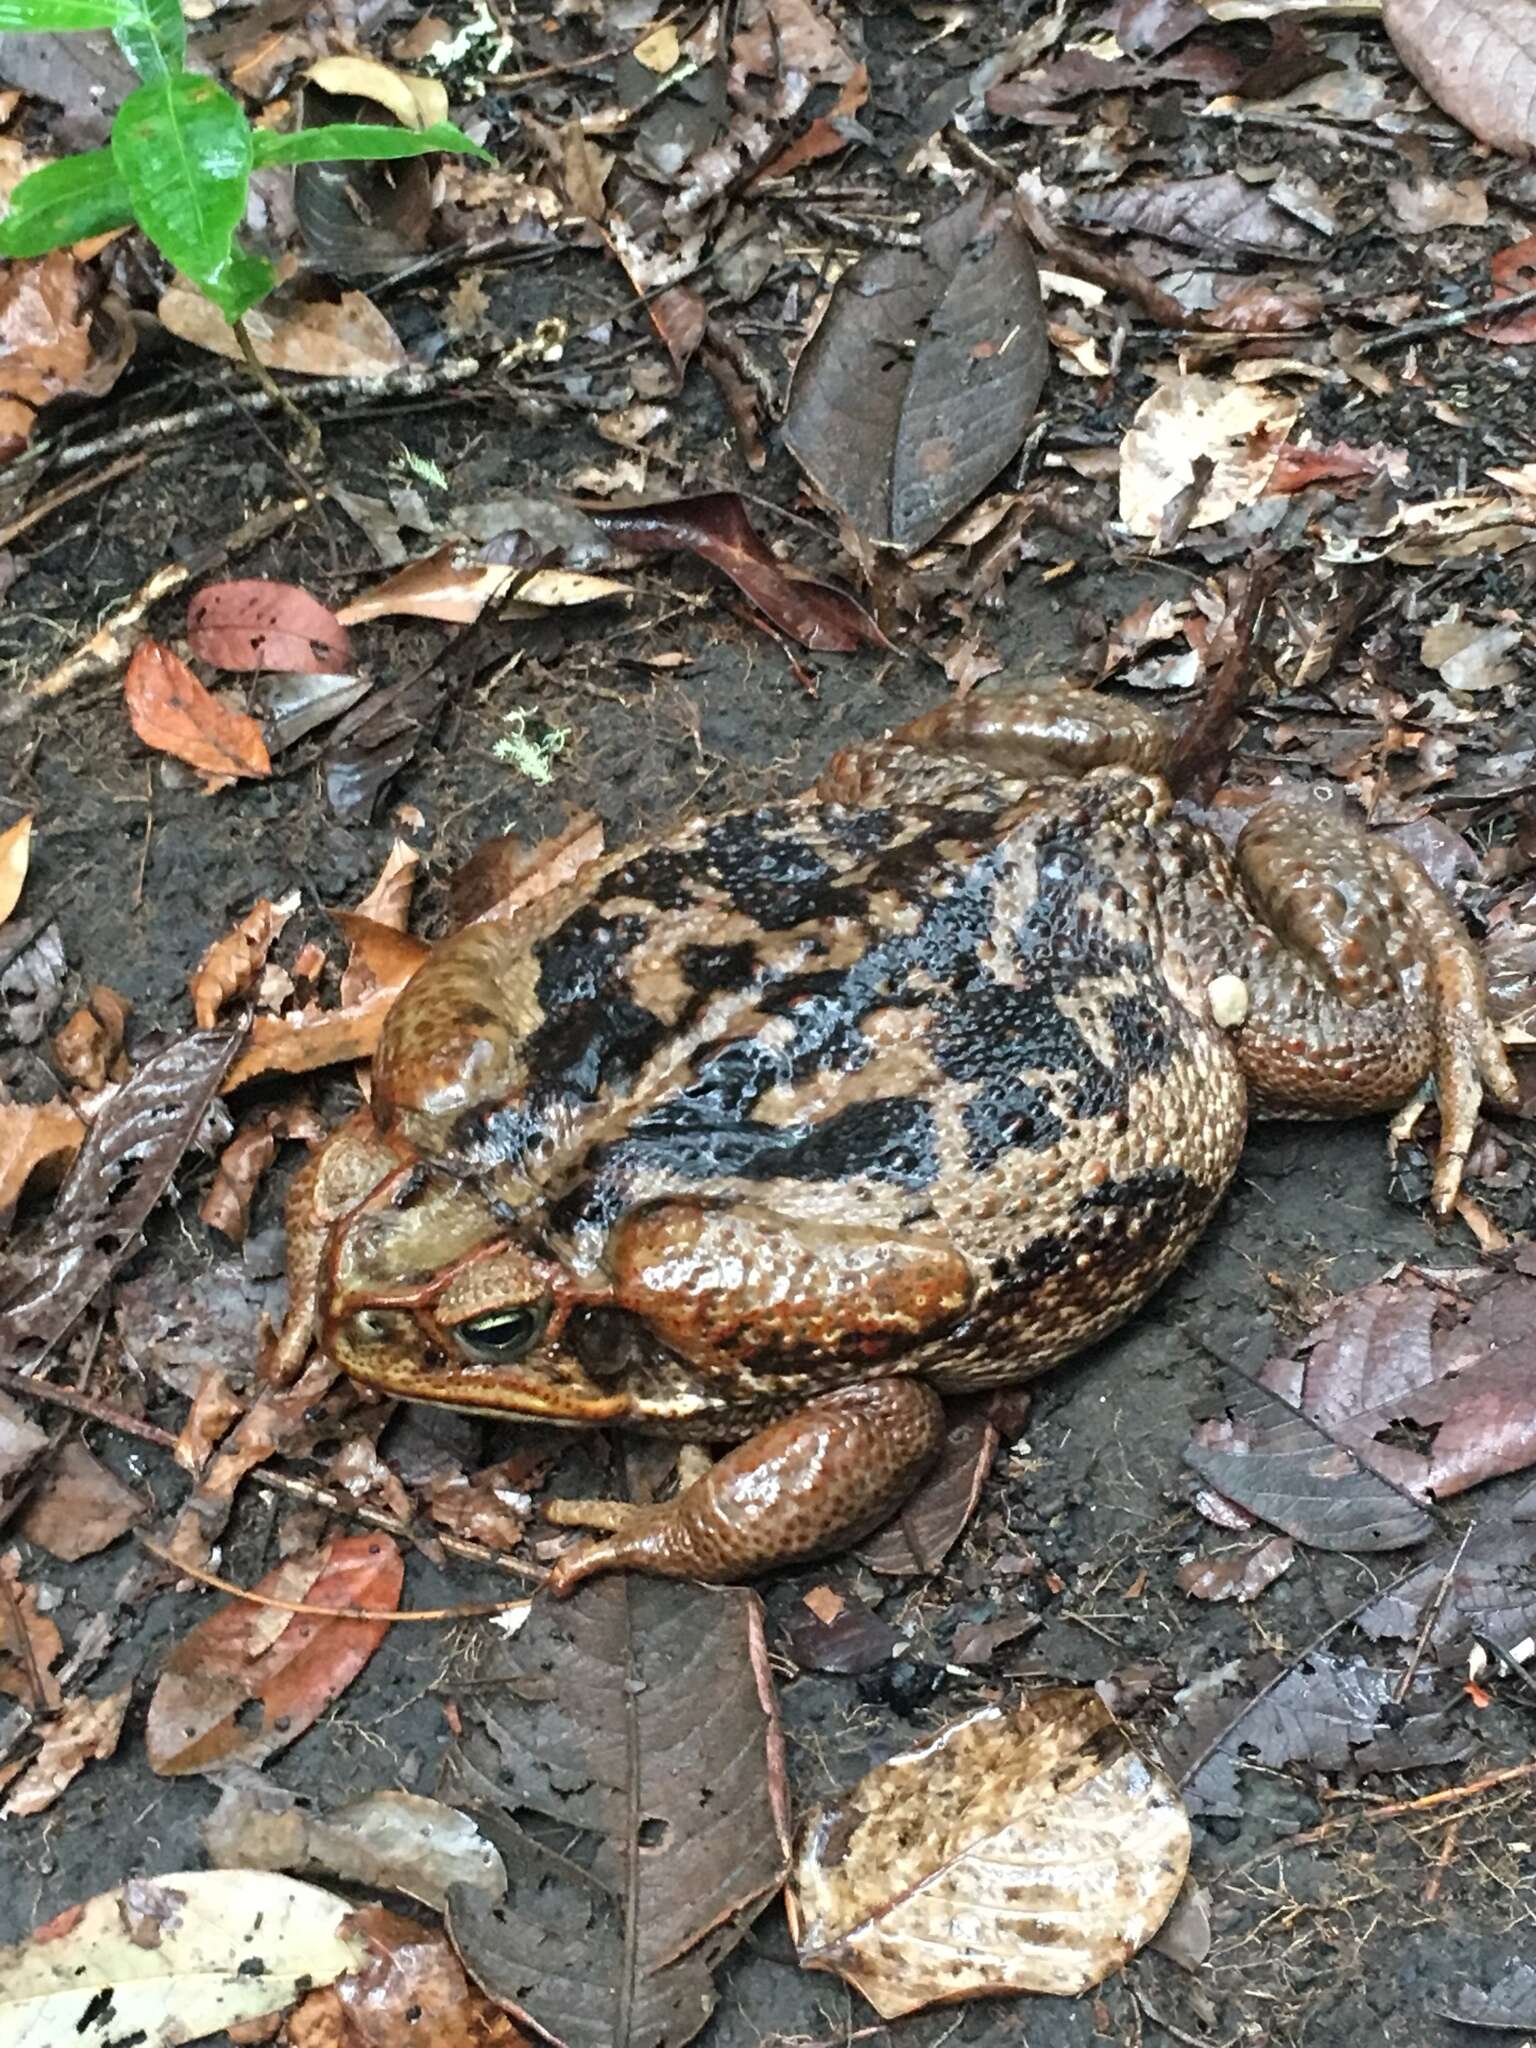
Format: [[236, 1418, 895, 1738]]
[[545, 1379, 944, 1593]]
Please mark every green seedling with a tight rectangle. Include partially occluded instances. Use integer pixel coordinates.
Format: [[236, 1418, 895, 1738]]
[[0, 0, 490, 321]]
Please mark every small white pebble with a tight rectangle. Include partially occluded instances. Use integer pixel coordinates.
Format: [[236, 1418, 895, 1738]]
[[1208, 973, 1250, 1028]]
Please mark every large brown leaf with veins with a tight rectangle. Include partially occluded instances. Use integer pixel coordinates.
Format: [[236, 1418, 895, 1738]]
[[1384, 0, 1536, 159]]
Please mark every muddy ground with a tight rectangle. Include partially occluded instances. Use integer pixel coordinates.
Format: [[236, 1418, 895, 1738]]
[[3, 6, 1536, 2046]]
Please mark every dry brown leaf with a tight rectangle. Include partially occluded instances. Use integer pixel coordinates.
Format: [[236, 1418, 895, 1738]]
[[157, 286, 409, 377], [51, 986, 131, 1092], [0, 249, 134, 448], [0, 812, 31, 922], [2, 1685, 131, 1818], [561, 116, 611, 221], [306, 54, 448, 127], [198, 1122, 279, 1244], [221, 983, 410, 1092], [352, 837, 420, 930], [447, 814, 604, 928], [0, 1099, 85, 1220], [18, 1440, 144, 1561], [189, 893, 298, 1029], [1384, 0, 1536, 159], [335, 542, 628, 624], [1176, 1535, 1296, 1603], [0, 1548, 62, 1706], [790, 1690, 1190, 2016], [124, 641, 272, 787], [334, 912, 431, 1009]]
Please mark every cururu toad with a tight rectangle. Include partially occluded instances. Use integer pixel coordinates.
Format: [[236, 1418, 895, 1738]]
[[273, 685, 1515, 1589]]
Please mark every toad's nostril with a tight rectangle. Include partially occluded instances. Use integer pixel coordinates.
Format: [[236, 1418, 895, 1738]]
[[353, 1310, 388, 1342]]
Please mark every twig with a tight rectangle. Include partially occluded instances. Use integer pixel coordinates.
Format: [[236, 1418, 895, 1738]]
[[137, 1531, 538, 1620], [233, 316, 323, 472], [9, 492, 314, 713], [0, 1363, 177, 1450], [1394, 1524, 1471, 1704], [1229, 1757, 1536, 1873], [0, 1554, 51, 1713], [1356, 285, 1536, 356], [0, 451, 149, 552], [251, 1465, 545, 1581], [1130, 1987, 1240, 2048], [38, 355, 481, 475], [1421, 1817, 1461, 1907]]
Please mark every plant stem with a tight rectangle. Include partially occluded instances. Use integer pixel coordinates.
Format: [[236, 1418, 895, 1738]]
[[232, 316, 322, 467]]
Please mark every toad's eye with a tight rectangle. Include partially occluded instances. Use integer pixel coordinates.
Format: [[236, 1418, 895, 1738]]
[[454, 1304, 548, 1363]]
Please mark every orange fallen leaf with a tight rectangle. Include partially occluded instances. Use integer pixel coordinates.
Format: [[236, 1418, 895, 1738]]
[[145, 1534, 404, 1774], [336, 541, 628, 625], [189, 894, 298, 1028], [352, 837, 420, 931], [335, 911, 431, 1009], [456, 813, 604, 927], [124, 641, 271, 787], [0, 812, 32, 922], [51, 985, 132, 1091], [0, 1099, 85, 1220], [3, 1684, 132, 1819], [221, 977, 425, 1093], [0, 249, 135, 450]]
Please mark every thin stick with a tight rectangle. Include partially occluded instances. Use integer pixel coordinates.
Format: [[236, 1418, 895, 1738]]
[[1356, 285, 1536, 356], [137, 1531, 539, 1620], [1394, 1524, 1471, 1705], [0, 1364, 177, 1449], [1230, 1757, 1536, 1873], [0, 451, 149, 551], [10, 492, 313, 712], [251, 1466, 545, 1581]]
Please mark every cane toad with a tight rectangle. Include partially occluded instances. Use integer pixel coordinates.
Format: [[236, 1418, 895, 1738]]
[[274, 686, 1515, 1590]]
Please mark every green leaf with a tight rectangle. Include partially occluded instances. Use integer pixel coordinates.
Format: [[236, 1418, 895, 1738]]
[[0, 149, 135, 258], [0, 1, 130, 26], [113, 0, 186, 83], [112, 73, 253, 287], [198, 242, 276, 323], [252, 119, 493, 169]]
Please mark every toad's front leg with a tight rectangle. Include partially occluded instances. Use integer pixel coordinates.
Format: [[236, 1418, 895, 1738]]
[[545, 1378, 945, 1593]]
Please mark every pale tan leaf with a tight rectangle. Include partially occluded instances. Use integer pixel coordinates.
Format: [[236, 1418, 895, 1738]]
[[0, 812, 31, 923], [1119, 374, 1299, 538], [0, 1101, 85, 1220], [157, 288, 408, 378], [632, 23, 680, 69], [1384, 0, 1536, 159], [790, 1690, 1191, 2016], [335, 542, 628, 624], [0, 1870, 365, 2046], [306, 54, 448, 127]]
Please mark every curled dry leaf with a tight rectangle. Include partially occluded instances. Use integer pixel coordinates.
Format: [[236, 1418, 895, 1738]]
[[198, 1121, 278, 1243], [352, 836, 420, 930], [0, 249, 135, 451], [1383, 0, 1536, 160], [783, 187, 1047, 553], [188, 893, 298, 1029], [0, 813, 31, 923], [51, 985, 131, 1091], [857, 1398, 1000, 1573], [203, 1784, 507, 1916], [0, 1870, 365, 2048], [291, 1904, 532, 2048], [1177, 1535, 1296, 1603], [187, 579, 351, 675], [336, 542, 629, 625], [145, 1534, 404, 1776], [124, 642, 271, 788], [790, 1690, 1191, 2016], [158, 287, 409, 376], [3, 1684, 131, 1819], [447, 814, 603, 928], [592, 493, 889, 654], [1120, 373, 1299, 538]]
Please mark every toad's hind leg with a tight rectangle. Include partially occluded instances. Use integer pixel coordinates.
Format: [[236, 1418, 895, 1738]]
[[1216, 805, 1517, 1212], [546, 1380, 945, 1592], [817, 683, 1174, 805]]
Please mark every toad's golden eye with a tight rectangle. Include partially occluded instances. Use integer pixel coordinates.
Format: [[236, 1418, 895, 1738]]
[[454, 1304, 549, 1363]]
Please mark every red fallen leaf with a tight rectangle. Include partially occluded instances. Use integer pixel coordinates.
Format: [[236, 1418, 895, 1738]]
[[187, 578, 351, 674], [144, 1533, 404, 1775], [1468, 234, 1536, 344], [591, 492, 890, 654], [124, 641, 271, 787], [753, 63, 870, 185], [1268, 440, 1404, 494]]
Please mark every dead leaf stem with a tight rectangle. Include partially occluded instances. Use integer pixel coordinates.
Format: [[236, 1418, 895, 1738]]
[[135, 1532, 534, 1621]]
